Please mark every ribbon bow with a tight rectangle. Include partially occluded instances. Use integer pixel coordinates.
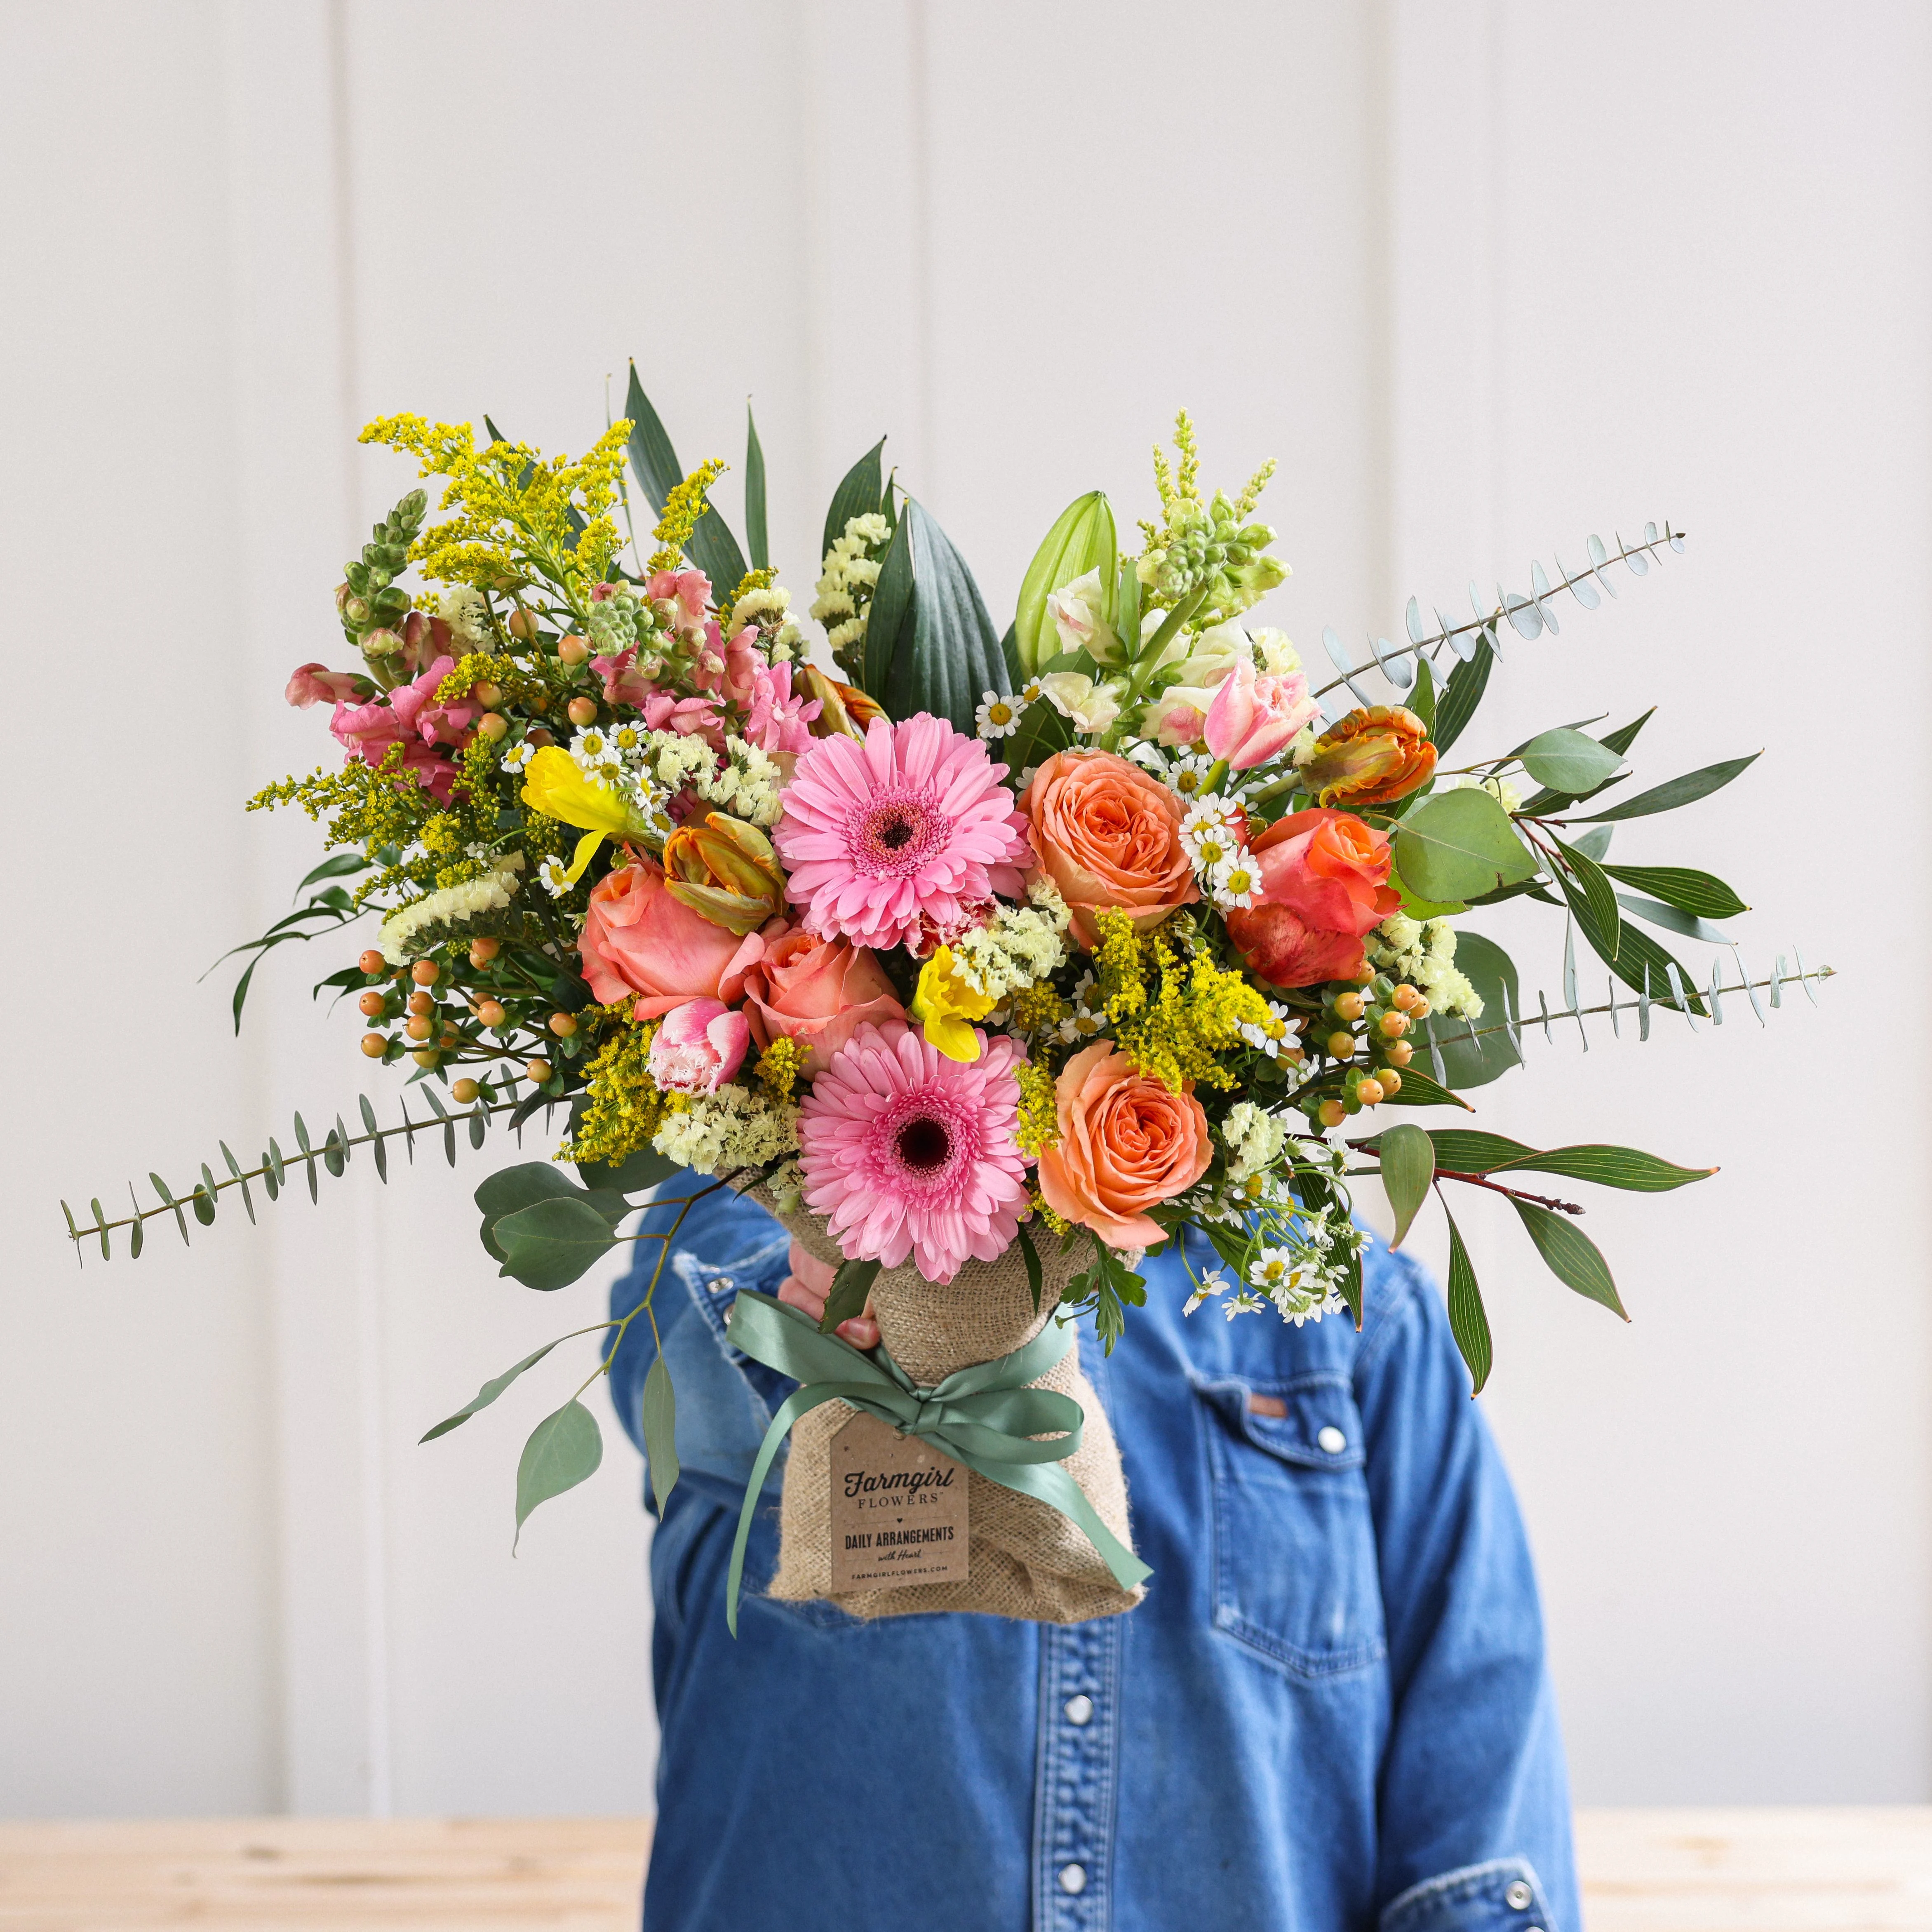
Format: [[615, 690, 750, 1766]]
[[722, 1289, 1152, 1634]]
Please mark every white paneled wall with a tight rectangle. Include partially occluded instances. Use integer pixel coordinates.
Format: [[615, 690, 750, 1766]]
[[2, 0, 1924, 1817]]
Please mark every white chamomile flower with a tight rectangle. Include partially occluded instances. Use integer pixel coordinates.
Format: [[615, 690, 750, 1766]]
[[536, 856, 571, 898], [1056, 969, 1107, 1044], [1223, 1290, 1270, 1319], [1168, 752, 1217, 800], [1212, 853, 1260, 909], [1018, 678, 1044, 706], [1186, 826, 1236, 874], [501, 740, 535, 773], [612, 722, 643, 753], [1183, 793, 1240, 835], [1248, 1247, 1298, 1294], [1184, 1268, 1232, 1316], [975, 690, 1025, 738], [1239, 1000, 1297, 1059], [572, 726, 614, 768]]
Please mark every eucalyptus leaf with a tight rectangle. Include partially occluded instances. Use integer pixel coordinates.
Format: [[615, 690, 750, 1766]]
[[1568, 752, 1761, 823], [494, 1196, 621, 1291], [1377, 1123, 1434, 1250], [422, 1337, 566, 1443], [1519, 728, 1625, 794], [1571, 825, 1615, 862], [1393, 790, 1537, 903], [1415, 933, 1523, 1091], [1443, 1208, 1492, 1394], [641, 1354, 679, 1511], [513, 1399, 603, 1551], [573, 1140, 683, 1197], [1510, 1199, 1626, 1319]]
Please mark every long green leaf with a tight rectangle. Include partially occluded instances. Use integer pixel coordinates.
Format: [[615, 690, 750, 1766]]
[[1443, 1207, 1492, 1394], [879, 501, 1012, 739], [1615, 893, 1735, 946], [1377, 1123, 1434, 1249], [641, 1354, 679, 1511], [1511, 1199, 1626, 1319], [1554, 837, 1620, 961], [861, 507, 914, 696], [1554, 861, 1708, 1015], [1017, 1220, 1044, 1313], [513, 1400, 603, 1551], [1379, 1065, 1476, 1111], [1494, 1144, 1716, 1192], [821, 438, 885, 565], [1422, 1129, 1536, 1171], [1428, 632, 1493, 755], [1012, 491, 1116, 678], [1568, 752, 1760, 823], [422, 1338, 567, 1443], [744, 402, 768, 571], [1600, 863, 1748, 918], [623, 362, 682, 514]]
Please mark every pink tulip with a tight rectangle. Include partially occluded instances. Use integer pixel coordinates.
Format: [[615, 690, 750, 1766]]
[[286, 663, 370, 708], [578, 860, 772, 1019], [1203, 658, 1319, 770], [647, 998, 752, 1095]]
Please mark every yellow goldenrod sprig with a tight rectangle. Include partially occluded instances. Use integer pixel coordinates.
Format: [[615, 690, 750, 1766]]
[[755, 1034, 808, 1101], [648, 458, 728, 574]]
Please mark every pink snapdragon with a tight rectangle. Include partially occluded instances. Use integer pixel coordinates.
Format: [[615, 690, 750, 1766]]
[[329, 655, 476, 802], [387, 655, 477, 747], [719, 629, 768, 708], [646, 998, 751, 1095], [1203, 659, 1319, 770], [285, 663, 369, 709], [743, 661, 821, 753], [647, 568, 712, 643], [593, 644, 656, 708], [642, 689, 727, 747]]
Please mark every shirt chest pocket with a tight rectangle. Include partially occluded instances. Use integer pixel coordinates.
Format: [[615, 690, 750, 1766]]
[[1195, 1375, 1387, 1680]]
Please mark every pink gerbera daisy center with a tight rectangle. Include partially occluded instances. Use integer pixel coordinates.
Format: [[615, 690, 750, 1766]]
[[851, 785, 951, 876], [872, 1087, 978, 1197]]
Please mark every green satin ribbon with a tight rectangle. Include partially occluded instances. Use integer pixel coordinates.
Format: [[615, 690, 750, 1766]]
[[722, 1289, 1153, 1635]]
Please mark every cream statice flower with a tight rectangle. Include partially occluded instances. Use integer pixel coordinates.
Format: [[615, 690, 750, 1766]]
[[1368, 912, 1483, 1018], [698, 735, 784, 827], [951, 887, 1072, 1001], [1441, 772, 1526, 813], [376, 856, 524, 964], [729, 584, 792, 634], [1221, 1101, 1290, 1182], [975, 690, 1025, 739], [652, 1085, 800, 1176], [813, 512, 891, 663], [436, 583, 489, 645]]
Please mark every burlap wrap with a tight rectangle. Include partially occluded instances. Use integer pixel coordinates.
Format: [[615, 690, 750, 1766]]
[[747, 1185, 1145, 1624]]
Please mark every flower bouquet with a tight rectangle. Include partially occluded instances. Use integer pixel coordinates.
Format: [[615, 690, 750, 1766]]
[[63, 372, 1828, 1630]]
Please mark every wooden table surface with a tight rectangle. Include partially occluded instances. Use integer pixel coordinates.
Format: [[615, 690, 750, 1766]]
[[1, 1809, 1928, 1930]]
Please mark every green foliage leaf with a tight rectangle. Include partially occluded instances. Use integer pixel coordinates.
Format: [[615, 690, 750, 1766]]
[[744, 402, 768, 571], [494, 1196, 620, 1291], [1379, 1065, 1476, 1111], [513, 1399, 603, 1551], [1012, 491, 1116, 678], [1599, 863, 1747, 919], [876, 501, 1012, 739], [822, 437, 885, 566], [1416, 932, 1523, 1090], [422, 1338, 566, 1443], [573, 1140, 682, 1197], [1389, 870, 1467, 919], [1393, 790, 1537, 903], [1554, 837, 1620, 960], [1422, 1128, 1536, 1171], [641, 1354, 679, 1511], [1519, 728, 1625, 794], [1018, 1220, 1044, 1313], [621, 363, 746, 595], [1408, 655, 1436, 732], [1494, 1144, 1716, 1192], [476, 1163, 628, 1262], [1428, 631, 1494, 755], [1377, 1122, 1434, 1250], [1567, 752, 1760, 823], [1510, 1199, 1626, 1319], [1554, 866, 1709, 1015], [818, 1257, 880, 1335], [1597, 708, 1657, 759], [1443, 1208, 1492, 1394]]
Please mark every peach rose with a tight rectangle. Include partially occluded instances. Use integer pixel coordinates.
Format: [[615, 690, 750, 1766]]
[[1035, 1041, 1211, 1249], [578, 860, 770, 1019], [1020, 748, 1198, 945], [1224, 808, 1402, 989], [738, 928, 907, 1076]]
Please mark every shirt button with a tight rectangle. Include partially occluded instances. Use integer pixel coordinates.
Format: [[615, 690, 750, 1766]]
[[1317, 1425, 1347, 1454], [705, 1275, 733, 1295], [1058, 1863, 1088, 1895], [1063, 1694, 1094, 1726], [1505, 1880, 1535, 1911]]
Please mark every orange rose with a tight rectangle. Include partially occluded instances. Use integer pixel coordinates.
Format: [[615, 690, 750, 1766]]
[[1224, 807, 1401, 990], [738, 928, 906, 1076], [1035, 1041, 1211, 1249], [1020, 748, 1199, 946]]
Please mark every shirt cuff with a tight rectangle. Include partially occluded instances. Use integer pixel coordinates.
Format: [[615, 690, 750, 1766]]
[[1381, 1858, 1554, 1932]]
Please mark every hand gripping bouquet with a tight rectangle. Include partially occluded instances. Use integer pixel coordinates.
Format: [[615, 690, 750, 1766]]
[[63, 376, 1831, 1631]]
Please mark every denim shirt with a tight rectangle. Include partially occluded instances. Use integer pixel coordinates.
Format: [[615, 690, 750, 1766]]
[[609, 1185, 1577, 1932]]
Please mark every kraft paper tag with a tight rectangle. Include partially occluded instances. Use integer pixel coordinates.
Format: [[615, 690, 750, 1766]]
[[829, 1411, 971, 1591]]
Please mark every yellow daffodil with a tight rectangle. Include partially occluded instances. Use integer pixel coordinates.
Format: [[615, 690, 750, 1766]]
[[519, 745, 635, 881], [911, 946, 996, 1062]]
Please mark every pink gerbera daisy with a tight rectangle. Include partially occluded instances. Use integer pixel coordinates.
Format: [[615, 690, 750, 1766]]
[[797, 1020, 1029, 1285], [773, 712, 1029, 950]]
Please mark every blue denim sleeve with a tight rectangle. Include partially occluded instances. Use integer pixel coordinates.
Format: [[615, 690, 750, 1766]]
[[1352, 1250, 1580, 1932]]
